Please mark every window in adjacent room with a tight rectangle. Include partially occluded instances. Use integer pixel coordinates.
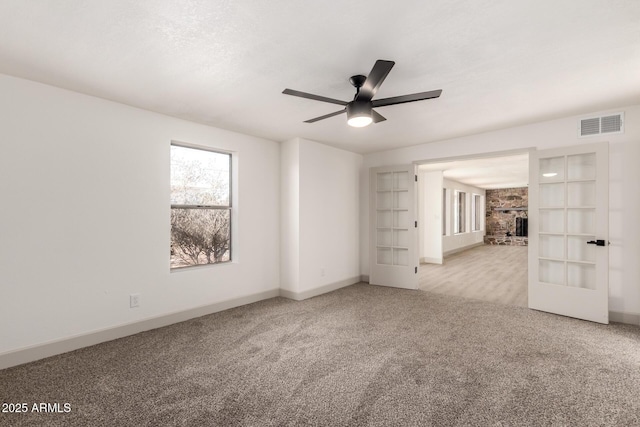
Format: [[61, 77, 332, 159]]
[[442, 188, 447, 236], [170, 143, 231, 269], [455, 191, 466, 234], [472, 194, 482, 231]]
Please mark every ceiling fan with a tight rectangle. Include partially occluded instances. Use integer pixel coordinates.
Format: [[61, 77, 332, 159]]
[[282, 59, 442, 128]]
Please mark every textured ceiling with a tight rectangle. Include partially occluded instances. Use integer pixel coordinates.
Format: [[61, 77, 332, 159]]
[[0, 1, 638, 154], [419, 154, 529, 189]]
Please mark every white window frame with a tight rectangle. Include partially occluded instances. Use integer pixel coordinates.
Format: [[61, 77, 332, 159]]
[[442, 188, 448, 236], [472, 194, 482, 232], [170, 142, 232, 270], [454, 190, 466, 234]]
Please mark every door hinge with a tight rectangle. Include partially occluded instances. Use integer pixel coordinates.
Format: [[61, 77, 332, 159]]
[[415, 266, 418, 274], [415, 175, 418, 182], [415, 220, 418, 228]]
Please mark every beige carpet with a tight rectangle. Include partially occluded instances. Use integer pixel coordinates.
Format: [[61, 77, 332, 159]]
[[1, 283, 639, 426], [420, 244, 528, 307]]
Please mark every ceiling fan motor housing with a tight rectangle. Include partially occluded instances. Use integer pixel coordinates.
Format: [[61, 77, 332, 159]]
[[346, 101, 372, 117], [349, 74, 367, 89]]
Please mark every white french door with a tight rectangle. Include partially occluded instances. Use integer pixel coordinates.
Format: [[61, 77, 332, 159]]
[[369, 165, 418, 289], [528, 142, 609, 324]]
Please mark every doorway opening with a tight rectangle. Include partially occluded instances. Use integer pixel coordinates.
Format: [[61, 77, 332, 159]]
[[415, 151, 530, 307]]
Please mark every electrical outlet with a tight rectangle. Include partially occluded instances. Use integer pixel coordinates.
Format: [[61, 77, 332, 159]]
[[130, 293, 140, 308]]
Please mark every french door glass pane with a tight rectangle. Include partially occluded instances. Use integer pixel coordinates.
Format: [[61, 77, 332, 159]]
[[377, 229, 392, 246], [539, 209, 564, 233], [567, 181, 596, 207], [393, 172, 409, 190], [539, 259, 564, 285], [539, 183, 564, 207], [539, 235, 564, 259], [377, 173, 392, 191], [377, 191, 392, 209], [393, 229, 408, 248], [377, 247, 392, 265], [394, 190, 409, 209], [394, 210, 409, 228], [567, 209, 595, 235], [393, 248, 408, 266], [567, 263, 596, 289], [567, 235, 596, 263], [377, 211, 391, 228], [539, 156, 565, 181], [567, 153, 596, 180]]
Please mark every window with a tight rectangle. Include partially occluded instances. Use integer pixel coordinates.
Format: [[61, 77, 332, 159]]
[[472, 194, 482, 231], [442, 188, 447, 236], [170, 144, 231, 269], [455, 191, 466, 234]]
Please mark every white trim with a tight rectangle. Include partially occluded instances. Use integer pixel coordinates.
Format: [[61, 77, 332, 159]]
[[0, 288, 280, 370], [443, 242, 484, 257], [414, 148, 535, 166], [421, 257, 443, 264], [609, 311, 640, 326], [361, 274, 370, 283], [279, 277, 360, 301]]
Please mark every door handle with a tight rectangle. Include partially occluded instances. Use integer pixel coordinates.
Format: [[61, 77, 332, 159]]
[[586, 239, 606, 246]]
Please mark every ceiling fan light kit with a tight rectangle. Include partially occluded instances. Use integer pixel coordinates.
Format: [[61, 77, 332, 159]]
[[346, 102, 373, 127], [283, 59, 442, 128]]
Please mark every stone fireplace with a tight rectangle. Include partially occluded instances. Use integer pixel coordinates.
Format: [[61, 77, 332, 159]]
[[484, 187, 528, 246]]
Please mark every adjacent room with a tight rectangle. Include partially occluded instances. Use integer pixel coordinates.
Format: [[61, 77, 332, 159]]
[[1, 1, 639, 426], [417, 153, 530, 307]]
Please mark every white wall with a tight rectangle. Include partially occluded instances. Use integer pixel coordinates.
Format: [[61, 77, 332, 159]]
[[280, 138, 362, 299], [419, 170, 444, 263], [360, 104, 640, 319], [0, 74, 281, 356], [280, 139, 299, 294], [442, 179, 485, 255]]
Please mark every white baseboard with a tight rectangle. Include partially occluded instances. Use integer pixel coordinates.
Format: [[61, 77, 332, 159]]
[[444, 242, 484, 257], [279, 276, 360, 301], [609, 310, 640, 326], [0, 288, 280, 370], [420, 257, 443, 264], [360, 275, 369, 283]]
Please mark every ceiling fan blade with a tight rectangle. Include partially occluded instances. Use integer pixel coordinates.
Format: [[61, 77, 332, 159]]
[[304, 109, 346, 123], [283, 89, 348, 106], [372, 89, 442, 108], [372, 110, 386, 123], [355, 60, 395, 102]]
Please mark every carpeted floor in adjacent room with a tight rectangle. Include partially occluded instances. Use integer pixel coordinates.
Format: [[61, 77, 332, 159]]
[[1, 283, 639, 426]]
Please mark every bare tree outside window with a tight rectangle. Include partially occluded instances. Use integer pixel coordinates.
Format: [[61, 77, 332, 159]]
[[170, 144, 231, 269]]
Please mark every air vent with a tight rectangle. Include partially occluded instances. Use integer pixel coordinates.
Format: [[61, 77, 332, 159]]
[[579, 112, 624, 137], [601, 114, 622, 133]]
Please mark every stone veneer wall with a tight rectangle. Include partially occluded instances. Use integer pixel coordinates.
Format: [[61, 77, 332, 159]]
[[485, 187, 528, 246]]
